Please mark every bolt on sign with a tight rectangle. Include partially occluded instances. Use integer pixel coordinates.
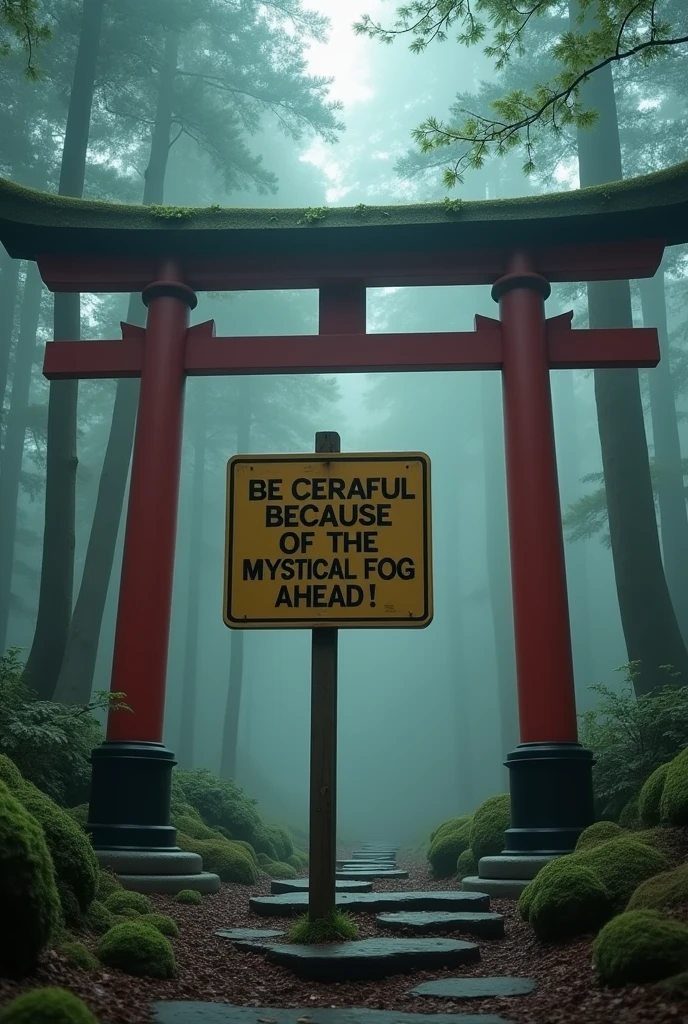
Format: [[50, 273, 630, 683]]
[[224, 452, 432, 628]]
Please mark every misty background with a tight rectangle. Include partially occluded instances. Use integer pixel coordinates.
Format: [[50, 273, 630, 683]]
[[1, 0, 686, 845]]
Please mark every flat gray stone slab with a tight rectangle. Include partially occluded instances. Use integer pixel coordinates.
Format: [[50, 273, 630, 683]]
[[215, 928, 284, 942], [271, 879, 373, 894], [376, 911, 504, 939], [337, 870, 408, 881], [461, 876, 528, 899], [479, 855, 558, 881], [152, 1004, 514, 1024], [351, 853, 397, 860], [96, 849, 202, 875], [249, 890, 490, 918], [412, 978, 536, 999], [118, 871, 221, 894], [235, 937, 480, 981]]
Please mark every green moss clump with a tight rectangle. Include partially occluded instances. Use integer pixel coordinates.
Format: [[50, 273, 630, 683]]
[[580, 837, 670, 911], [430, 814, 471, 844], [172, 813, 221, 840], [575, 821, 624, 852], [176, 889, 203, 905], [59, 939, 99, 972], [469, 794, 510, 862], [427, 819, 472, 878], [256, 852, 272, 866], [660, 749, 688, 826], [267, 825, 294, 862], [262, 860, 297, 880], [96, 921, 175, 978], [658, 970, 688, 997], [0, 779, 61, 977], [144, 913, 179, 938], [618, 795, 640, 829], [148, 205, 195, 220], [177, 834, 257, 884], [525, 860, 614, 941], [593, 909, 688, 986], [232, 839, 258, 864], [0, 759, 99, 925], [215, 825, 233, 840], [66, 805, 89, 828], [103, 890, 151, 916], [639, 762, 670, 826], [172, 768, 265, 848], [82, 900, 116, 935], [0, 987, 98, 1023], [457, 847, 477, 877], [287, 910, 359, 943], [116, 908, 142, 920], [627, 864, 688, 912], [95, 869, 122, 901]]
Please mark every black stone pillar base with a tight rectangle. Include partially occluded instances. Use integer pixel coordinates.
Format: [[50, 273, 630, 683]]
[[503, 742, 595, 856], [87, 741, 177, 851]]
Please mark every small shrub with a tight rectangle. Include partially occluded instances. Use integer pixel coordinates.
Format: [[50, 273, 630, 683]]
[[173, 768, 263, 846], [0, 778, 61, 977], [639, 761, 670, 825], [660, 749, 688, 826], [59, 939, 99, 972], [96, 921, 175, 978], [95, 869, 122, 901], [457, 847, 477, 877], [176, 889, 203, 905], [575, 821, 624, 852], [103, 890, 151, 916], [520, 858, 613, 941], [628, 864, 688, 912], [593, 909, 688, 986], [427, 819, 472, 878], [580, 837, 670, 911], [116, 908, 141, 920], [288, 910, 359, 943], [82, 900, 116, 936], [469, 794, 510, 862], [267, 824, 294, 862], [0, 987, 98, 1023], [144, 913, 179, 938]]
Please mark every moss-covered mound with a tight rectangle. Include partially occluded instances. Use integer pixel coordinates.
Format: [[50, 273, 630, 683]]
[[95, 869, 122, 901], [177, 834, 257, 884], [96, 921, 175, 978], [232, 839, 259, 865], [575, 821, 624, 852], [658, 969, 688, 998], [469, 794, 510, 862], [59, 939, 100, 972], [580, 837, 670, 911], [173, 769, 269, 851], [144, 913, 180, 938], [66, 805, 89, 828], [427, 819, 472, 879], [267, 824, 294, 862], [0, 987, 98, 1023], [103, 890, 151, 916], [660, 750, 688, 827], [0, 757, 98, 925], [176, 889, 203, 905], [639, 762, 670, 826], [627, 864, 688, 912], [287, 852, 308, 872], [0, 778, 61, 976], [82, 900, 116, 936], [519, 857, 613, 941], [262, 860, 297, 880], [430, 814, 471, 844], [593, 909, 688, 986], [457, 847, 477, 877], [618, 795, 640, 829]]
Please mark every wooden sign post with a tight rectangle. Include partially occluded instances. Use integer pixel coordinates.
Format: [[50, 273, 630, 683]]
[[224, 440, 433, 920]]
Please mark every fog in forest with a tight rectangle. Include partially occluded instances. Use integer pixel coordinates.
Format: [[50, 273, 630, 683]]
[[1, 0, 687, 848]]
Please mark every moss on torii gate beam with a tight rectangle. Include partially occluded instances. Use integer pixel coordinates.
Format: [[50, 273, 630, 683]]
[[0, 161, 685, 289]]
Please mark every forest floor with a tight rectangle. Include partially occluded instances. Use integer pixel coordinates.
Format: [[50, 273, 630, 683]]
[[1, 849, 687, 1024]]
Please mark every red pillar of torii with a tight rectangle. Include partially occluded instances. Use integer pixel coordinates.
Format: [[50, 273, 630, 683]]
[[40, 240, 661, 856]]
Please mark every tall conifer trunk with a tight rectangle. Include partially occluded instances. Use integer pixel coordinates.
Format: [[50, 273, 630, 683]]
[[0, 249, 20, 432], [54, 29, 180, 703], [23, 0, 105, 697]]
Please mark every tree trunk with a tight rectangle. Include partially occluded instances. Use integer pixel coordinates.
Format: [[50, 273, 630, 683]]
[[481, 370, 519, 757], [552, 369, 594, 690], [0, 265, 43, 651], [220, 380, 252, 781], [0, 249, 20, 436], [573, 18, 688, 693], [23, 0, 105, 698], [53, 29, 180, 704], [176, 386, 207, 768], [638, 270, 688, 644]]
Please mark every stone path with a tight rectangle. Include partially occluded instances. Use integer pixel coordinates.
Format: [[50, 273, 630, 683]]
[[152, 1005, 514, 1024], [375, 910, 505, 939], [271, 879, 373, 894], [412, 977, 536, 999], [337, 869, 409, 881], [249, 890, 490, 917]]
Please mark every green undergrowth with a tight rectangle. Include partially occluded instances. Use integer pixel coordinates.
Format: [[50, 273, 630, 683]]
[[287, 910, 359, 944]]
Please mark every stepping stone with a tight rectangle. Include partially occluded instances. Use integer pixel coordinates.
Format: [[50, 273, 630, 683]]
[[376, 911, 504, 939], [234, 936, 480, 982], [271, 879, 373, 894], [352, 852, 396, 860], [215, 928, 284, 942], [461, 876, 528, 899], [412, 977, 536, 999], [152, 1003, 514, 1024], [337, 869, 409, 881], [249, 890, 490, 918], [338, 863, 397, 872]]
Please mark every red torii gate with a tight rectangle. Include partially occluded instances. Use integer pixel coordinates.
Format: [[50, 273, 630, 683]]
[[34, 235, 662, 858]]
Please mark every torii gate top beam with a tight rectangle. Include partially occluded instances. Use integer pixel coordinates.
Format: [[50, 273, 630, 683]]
[[0, 161, 687, 290]]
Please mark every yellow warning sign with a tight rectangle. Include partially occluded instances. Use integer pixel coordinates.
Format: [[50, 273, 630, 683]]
[[224, 453, 432, 629]]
